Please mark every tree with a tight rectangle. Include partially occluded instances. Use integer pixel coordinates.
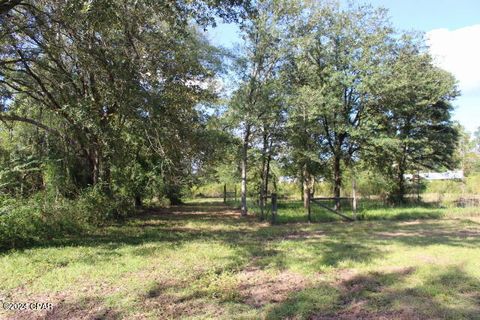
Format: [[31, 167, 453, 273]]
[[284, 3, 395, 209], [366, 38, 459, 202], [0, 0, 250, 204], [453, 125, 480, 176], [0, 0, 22, 15], [474, 127, 480, 153], [228, 0, 293, 215]]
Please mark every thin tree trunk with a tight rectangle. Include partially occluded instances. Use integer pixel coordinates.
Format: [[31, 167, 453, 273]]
[[394, 147, 407, 204], [260, 129, 273, 220], [352, 178, 357, 219], [135, 195, 142, 208], [223, 183, 227, 204], [259, 130, 268, 220], [265, 152, 271, 197], [311, 176, 315, 198], [396, 166, 406, 204], [90, 148, 100, 185], [333, 155, 342, 210], [300, 169, 304, 203], [303, 165, 310, 208], [241, 124, 251, 216]]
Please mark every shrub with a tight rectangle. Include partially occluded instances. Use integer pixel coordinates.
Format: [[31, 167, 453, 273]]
[[0, 187, 135, 250], [466, 174, 480, 195]]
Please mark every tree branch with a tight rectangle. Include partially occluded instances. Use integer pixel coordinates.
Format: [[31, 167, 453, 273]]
[[0, 0, 22, 16], [0, 113, 61, 136]]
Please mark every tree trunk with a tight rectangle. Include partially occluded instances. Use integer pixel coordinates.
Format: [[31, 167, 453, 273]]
[[311, 176, 316, 198], [223, 183, 227, 204], [259, 131, 267, 220], [352, 178, 357, 219], [259, 129, 273, 221], [166, 188, 183, 205], [303, 165, 311, 208], [300, 169, 304, 203], [333, 155, 342, 210], [265, 152, 271, 197], [135, 195, 142, 208], [89, 148, 100, 186], [241, 124, 251, 216], [395, 166, 406, 204]]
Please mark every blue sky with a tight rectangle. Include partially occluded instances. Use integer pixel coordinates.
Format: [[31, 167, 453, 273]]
[[206, 0, 480, 134]]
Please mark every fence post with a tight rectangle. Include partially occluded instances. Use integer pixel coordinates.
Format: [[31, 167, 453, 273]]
[[223, 184, 226, 204], [352, 178, 357, 220], [260, 192, 264, 221], [234, 185, 237, 202], [307, 189, 311, 223], [271, 193, 277, 224]]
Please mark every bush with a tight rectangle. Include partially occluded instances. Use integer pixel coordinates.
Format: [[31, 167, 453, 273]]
[[76, 187, 134, 223], [190, 183, 225, 198], [0, 187, 135, 250], [425, 180, 462, 195], [466, 174, 480, 195]]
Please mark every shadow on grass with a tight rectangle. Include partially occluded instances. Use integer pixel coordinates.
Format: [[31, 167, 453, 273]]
[[228, 199, 449, 224], [2, 201, 480, 319], [2, 201, 480, 268], [368, 220, 480, 248], [266, 265, 480, 319]]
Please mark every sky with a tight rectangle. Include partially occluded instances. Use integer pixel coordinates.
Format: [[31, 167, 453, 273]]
[[206, 0, 480, 134]]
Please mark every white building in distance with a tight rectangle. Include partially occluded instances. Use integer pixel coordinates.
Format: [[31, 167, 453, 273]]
[[404, 170, 464, 181]]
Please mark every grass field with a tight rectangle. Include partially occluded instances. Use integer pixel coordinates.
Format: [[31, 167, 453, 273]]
[[1, 199, 479, 319], [225, 198, 480, 223]]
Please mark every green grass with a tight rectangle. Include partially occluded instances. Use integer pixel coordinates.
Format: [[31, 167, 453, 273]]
[[1, 199, 480, 319], [225, 198, 480, 223]]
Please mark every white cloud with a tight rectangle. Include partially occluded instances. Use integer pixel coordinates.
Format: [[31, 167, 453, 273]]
[[427, 25, 480, 94]]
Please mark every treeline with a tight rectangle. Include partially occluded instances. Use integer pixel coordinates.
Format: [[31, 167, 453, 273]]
[[0, 0, 249, 202], [0, 0, 476, 247], [218, 1, 462, 215], [0, 0, 250, 247]]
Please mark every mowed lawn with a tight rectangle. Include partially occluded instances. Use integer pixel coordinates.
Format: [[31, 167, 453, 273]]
[[1, 200, 480, 319]]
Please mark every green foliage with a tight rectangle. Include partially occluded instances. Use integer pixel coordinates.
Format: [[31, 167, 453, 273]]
[[191, 183, 226, 198], [454, 125, 480, 175], [474, 127, 480, 153], [0, 0, 252, 211], [0, 187, 134, 250], [277, 181, 301, 198], [425, 180, 462, 195], [0, 0, 468, 251], [424, 175, 480, 202], [282, 2, 397, 199], [466, 174, 480, 194], [354, 170, 394, 200], [227, 197, 480, 224], [364, 39, 459, 202]]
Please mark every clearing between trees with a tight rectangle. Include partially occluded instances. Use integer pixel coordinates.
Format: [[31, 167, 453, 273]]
[[1, 199, 479, 319]]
